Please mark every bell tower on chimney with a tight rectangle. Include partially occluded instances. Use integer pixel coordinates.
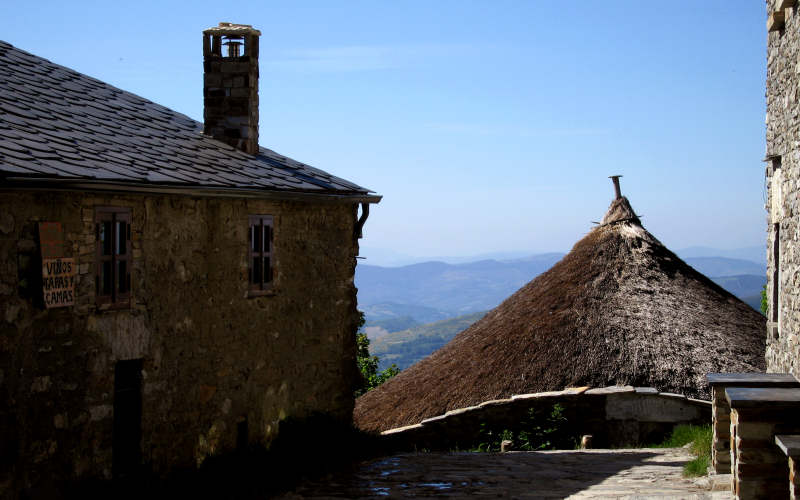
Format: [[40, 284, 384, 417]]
[[202, 23, 261, 155]]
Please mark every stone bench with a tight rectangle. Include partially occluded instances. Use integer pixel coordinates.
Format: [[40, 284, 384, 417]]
[[775, 435, 800, 500], [707, 373, 800, 474], [726, 387, 800, 499]]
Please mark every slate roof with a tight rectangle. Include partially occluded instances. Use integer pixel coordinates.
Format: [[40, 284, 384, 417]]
[[0, 40, 377, 199]]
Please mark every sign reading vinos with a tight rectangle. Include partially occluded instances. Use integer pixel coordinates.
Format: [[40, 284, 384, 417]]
[[38, 222, 75, 309], [42, 258, 76, 308]]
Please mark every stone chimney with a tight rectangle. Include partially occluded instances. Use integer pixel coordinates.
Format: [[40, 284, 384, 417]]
[[202, 23, 261, 155]]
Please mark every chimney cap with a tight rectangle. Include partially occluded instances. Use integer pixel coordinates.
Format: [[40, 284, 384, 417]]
[[609, 175, 623, 200], [203, 22, 261, 36]]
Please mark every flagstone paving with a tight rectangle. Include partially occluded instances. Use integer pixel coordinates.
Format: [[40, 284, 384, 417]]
[[279, 448, 732, 499]]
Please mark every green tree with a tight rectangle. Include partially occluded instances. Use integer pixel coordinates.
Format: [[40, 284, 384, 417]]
[[761, 283, 768, 316], [355, 311, 400, 397]]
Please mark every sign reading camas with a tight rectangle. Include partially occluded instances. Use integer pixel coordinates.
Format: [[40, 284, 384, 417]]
[[38, 222, 75, 308], [42, 257, 75, 308]]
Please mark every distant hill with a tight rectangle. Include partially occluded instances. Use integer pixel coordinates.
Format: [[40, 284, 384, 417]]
[[356, 253, 564, 322], [677, 246, 765, 265], [366, 316, 419, 334], [356, 253, 765, 326], [710, 274, 765, 298], [740, 294, 763, 313], [368, 274, 767, 372], [362, 316, 419, 340], [370, 311, 486, 371], [360, 302, 453, 325], [360, 245, 766, 268], [684, 257, 765, 278]]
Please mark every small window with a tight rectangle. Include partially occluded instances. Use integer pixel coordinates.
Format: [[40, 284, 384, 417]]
[[95, 207, 131, 308], [248, 215, 273, 295], [773, 223, 780, 326]]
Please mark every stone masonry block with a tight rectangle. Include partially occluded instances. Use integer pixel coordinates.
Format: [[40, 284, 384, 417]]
[[738, 447, 792, 464], [736, 436, 784, 451], [737, 408, 800, 423], [735, 421, 780, 440], [204, 74, 222, 87], [736, 479, 787, 500], [735, 460, 789, 479], [220, 61, 250, 73], [714, 437, 731, 452]]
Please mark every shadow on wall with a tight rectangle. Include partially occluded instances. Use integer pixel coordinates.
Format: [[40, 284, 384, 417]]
[[37, 414, 387, 500], [20, 388, 708, 499], [380, 386, 711, 452]]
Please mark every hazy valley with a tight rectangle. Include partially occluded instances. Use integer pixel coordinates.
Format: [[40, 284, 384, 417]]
[[356, 248, 766, 371]]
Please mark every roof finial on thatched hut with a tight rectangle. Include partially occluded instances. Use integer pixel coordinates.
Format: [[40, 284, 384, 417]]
[[609, 175, 623, 200], [353, 175, 767, 434]]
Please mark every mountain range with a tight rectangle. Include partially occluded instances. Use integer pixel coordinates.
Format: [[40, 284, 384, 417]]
[[359, 245, 765, 268], [359, 251, 767, 372], [356, 252, 765, 325]]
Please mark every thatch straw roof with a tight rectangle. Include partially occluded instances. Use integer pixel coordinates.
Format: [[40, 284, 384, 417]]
[[355, 194, 766, 433]]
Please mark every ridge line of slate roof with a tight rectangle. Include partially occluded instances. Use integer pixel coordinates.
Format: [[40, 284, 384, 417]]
[[0, 40, 377, 198]]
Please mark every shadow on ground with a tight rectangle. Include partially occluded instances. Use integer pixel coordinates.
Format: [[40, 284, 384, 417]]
[[33, 415, 388, 500], [278, 448, 710, 499]]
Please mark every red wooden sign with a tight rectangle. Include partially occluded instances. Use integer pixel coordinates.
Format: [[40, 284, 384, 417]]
[[38, 222, 64, 260]]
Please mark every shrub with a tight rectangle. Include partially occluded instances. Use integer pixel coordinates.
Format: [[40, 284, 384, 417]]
[[355, 311, 399, 397], [474, 404, 570, 452]]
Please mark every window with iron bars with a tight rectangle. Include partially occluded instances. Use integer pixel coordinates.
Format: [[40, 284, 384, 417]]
[[95, 207, 131, 308], [248, 215, 273, 295]]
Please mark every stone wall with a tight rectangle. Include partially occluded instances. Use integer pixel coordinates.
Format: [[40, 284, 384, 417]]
[[0, 189, 361, 491], [766, 0, 800, 377], [380, 386, 711, 451]]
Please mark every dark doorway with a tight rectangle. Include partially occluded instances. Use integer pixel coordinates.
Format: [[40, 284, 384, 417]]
[[236, 418, 249, 452], [113, 359, 143, 478]]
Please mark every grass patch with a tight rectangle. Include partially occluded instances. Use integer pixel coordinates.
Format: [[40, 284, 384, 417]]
[[683, 455, 709, 476], [655, 424, 712, 477]]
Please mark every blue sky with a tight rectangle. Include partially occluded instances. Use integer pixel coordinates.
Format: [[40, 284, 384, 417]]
[[5, 1, 767, 263]]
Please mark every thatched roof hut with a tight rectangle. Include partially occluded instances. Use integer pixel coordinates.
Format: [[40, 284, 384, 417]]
[[355, 188, 766, 433]]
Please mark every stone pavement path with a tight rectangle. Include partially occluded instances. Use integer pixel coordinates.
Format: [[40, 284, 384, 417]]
[[278, 448, 731, 499]]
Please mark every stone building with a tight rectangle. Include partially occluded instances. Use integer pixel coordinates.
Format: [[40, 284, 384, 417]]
[[0, 23, 380, 490], [765, 1, 800, 376]]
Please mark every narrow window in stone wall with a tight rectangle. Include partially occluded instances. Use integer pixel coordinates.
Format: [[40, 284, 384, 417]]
[[248, 215, 273, 295], [772, 223, 780, 330], [95, 207, 131, 308]]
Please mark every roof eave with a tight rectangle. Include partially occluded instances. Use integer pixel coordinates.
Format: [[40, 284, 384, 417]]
[[0, 177, 382, 204]]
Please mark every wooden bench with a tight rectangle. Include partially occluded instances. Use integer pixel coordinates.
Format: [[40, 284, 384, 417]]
[[726, 387, 800, 499], [775, 435, 800, 500], [707, 373, 800, 474]]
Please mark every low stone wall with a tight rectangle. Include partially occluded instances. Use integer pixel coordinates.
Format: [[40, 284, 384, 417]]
[[380, 386, 711, 451]]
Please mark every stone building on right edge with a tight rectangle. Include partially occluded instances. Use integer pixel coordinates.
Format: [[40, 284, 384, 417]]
[[766, 0, 800, 375]]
